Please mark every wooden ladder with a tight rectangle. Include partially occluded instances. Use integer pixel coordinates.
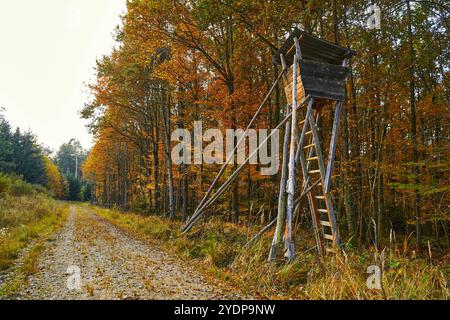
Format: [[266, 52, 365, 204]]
[[296, 99, 340, 255]]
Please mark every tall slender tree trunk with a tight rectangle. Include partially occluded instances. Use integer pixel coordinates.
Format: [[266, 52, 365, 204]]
[[333, 0, 339, 45], [342, 7, 359, 242], [228, 82, 239, 224], [177, 99, 188, 220], [162, 90, 175, 220], [406, 1, 422, 253]]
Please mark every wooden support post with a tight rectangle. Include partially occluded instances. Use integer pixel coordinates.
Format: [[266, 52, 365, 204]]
[[324, 59, 348, 194], [269, 104, 290, 260], [294, 37, 302, 60], [324, 101, 343, 194], [269, 54, 291, 261], [284, 51, 300, 261]]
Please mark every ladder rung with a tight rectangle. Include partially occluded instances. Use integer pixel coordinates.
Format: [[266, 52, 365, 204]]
[[305, 131, 313, 135], [304, 144, 315, 149], [324, 234, 334, 240], [315, 195, 325, 199], [309, 170, 321, 174], [300, 120, 306, 125], [320, 221, 331, 227], [307, 156, 318, 161], [317, 209, 328, 213]]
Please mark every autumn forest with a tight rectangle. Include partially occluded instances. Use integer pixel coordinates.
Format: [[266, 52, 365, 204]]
[[82, 0, 448, 254], [0, 0, 449, 301]]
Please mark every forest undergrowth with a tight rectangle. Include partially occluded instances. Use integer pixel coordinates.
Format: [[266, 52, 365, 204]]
[[95, 206, 449, 300]]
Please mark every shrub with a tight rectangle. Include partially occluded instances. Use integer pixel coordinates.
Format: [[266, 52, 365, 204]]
[[10, 179, 34, 196], [131, 196, 149, 213], [0, 174, 11, 194], [32, 184, 49, 195]]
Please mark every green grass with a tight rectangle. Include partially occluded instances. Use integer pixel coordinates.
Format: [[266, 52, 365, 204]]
[[94, 205, 449, 300], [0, 194, 68, 272], [0, 194, 68, 298], [0, 175, 70, 300]]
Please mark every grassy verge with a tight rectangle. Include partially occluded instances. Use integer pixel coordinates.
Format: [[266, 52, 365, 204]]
[[93, 206, 449, 300], [0, 193, 69, 297]]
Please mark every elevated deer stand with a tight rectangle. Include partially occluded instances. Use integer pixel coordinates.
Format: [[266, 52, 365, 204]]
[[270, 29, 356, 260], [183, 28, 355, 261]]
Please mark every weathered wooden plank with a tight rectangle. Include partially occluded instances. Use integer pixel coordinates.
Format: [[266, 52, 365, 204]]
[[302, 89, 346, 102], [283, 60, 348, 102], [301, 76, 347, 91], [299, 60, 351, 79], [286, 64, 300, 82], [284, 62, 305, 105], [323, 233, 334, 241], [285, 62, 349, 88], [284, 81, 306, 106]]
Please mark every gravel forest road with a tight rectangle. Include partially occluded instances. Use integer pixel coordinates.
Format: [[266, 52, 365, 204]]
[[14, 205, 239, 300]]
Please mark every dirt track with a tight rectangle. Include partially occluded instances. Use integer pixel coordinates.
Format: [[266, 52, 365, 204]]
[[14, 206, 238, 300]]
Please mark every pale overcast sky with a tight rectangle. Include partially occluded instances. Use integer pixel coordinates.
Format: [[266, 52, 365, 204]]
[[0, 0, 126, 152]]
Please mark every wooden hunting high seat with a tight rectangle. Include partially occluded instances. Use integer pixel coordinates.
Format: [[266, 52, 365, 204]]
[[274, 28, 356, 104], [272, 28, 356, 256]]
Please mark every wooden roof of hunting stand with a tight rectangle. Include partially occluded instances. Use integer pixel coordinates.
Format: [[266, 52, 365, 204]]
[[274, 28, 357, 102], [273, 28, 356, 65]]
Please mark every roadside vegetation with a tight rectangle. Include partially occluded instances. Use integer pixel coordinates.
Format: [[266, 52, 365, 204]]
[[95, 206, 448, 300], [0, 174, 68, 272]]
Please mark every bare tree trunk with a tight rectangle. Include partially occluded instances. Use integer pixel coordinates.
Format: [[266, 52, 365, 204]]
[[229, 81, 239, 224], [333, 0, 339, 45], [162, 89, 175, 220], [407, 0, 422, 253], [177, 99, 188, 220], [342, 7, 359, 242]]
